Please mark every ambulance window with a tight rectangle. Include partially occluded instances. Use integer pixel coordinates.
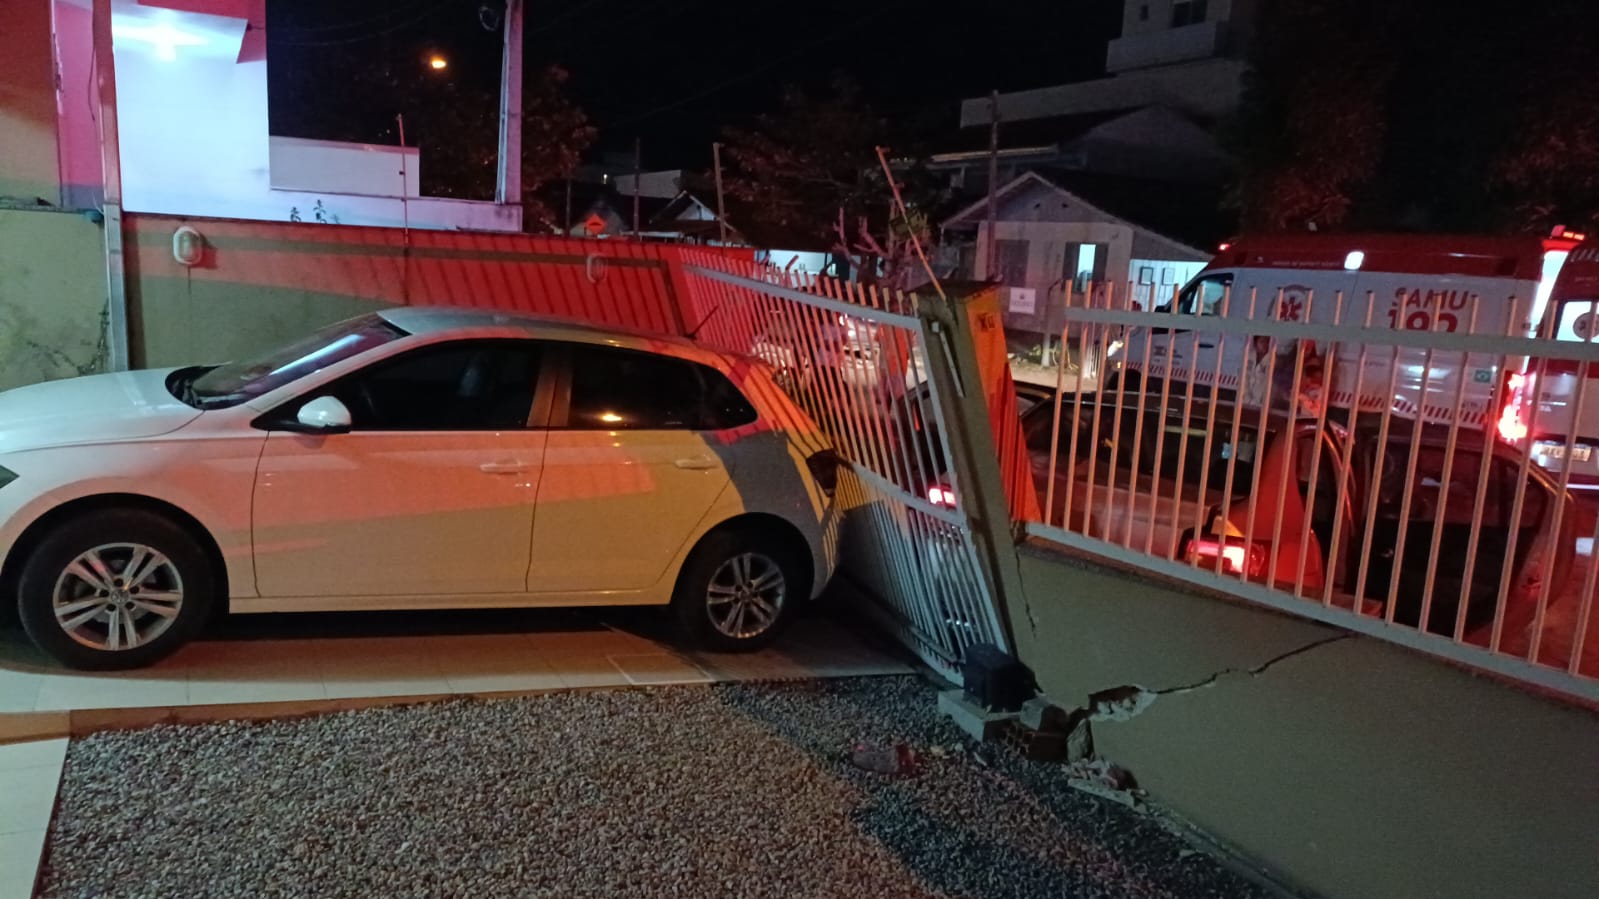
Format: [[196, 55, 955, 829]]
[[1553, 299, 1599, 342], [1177, 274, 1234, 315]]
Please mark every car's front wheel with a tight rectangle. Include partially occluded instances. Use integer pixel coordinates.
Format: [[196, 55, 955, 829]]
[[672, 529, 804, 652], [17, 509, 215, 670]]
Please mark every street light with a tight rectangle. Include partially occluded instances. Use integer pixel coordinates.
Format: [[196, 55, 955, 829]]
[[427, 54, 448, 71]]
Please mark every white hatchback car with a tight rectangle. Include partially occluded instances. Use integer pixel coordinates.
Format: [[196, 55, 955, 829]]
[[0, 308, 841, 669]]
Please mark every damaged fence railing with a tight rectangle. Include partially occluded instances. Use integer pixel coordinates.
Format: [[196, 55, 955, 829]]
[[677, 252, 1006, 675], [1025, 282, 1599, 703]]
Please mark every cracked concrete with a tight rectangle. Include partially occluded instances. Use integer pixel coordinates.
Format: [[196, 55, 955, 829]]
[[1085, 634, 1354, 722]]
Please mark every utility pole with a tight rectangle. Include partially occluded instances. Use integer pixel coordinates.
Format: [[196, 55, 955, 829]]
[[495, 0, 525, 209], [712, 141, 728, 245], [985, 89, 1000, 280], [632, 136, 642, 236]]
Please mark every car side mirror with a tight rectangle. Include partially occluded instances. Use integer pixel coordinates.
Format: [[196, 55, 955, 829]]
[[288, 396, 353, 434]]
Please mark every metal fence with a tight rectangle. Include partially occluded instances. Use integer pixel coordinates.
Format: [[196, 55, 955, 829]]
[[1024, 282, 1599, 704], [676, 253, 1007, 679]]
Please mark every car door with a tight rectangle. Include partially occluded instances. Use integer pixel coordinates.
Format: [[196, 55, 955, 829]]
[[527, 343, 735, 595], [1353, 433, 1555, 634], [252, 340, 549, 598]]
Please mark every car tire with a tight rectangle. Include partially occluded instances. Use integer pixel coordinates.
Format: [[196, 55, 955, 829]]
[[672, 529, 805, 653], [17, 509, 215, 670]]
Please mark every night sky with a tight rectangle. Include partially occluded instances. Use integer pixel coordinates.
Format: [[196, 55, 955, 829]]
[[267, 0, 1122, 169]]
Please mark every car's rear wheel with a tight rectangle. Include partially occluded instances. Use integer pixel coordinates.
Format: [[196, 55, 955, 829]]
[[672, 529, 803, 652], [17, 510, 214, 670]]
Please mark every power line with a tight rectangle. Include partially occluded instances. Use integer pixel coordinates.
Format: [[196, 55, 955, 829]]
[[270, 0, 463, 47], [272, 0, 449, 36], [603, 1, 903, 130]]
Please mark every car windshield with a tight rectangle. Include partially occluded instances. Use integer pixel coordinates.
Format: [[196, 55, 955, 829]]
[[181, 314, 406, 408]]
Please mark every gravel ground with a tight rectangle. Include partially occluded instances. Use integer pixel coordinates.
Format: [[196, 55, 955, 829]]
[[42, 676, 1271, 899]]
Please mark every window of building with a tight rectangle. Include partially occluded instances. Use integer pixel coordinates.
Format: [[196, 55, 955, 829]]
[[1171, 0, 1208, 27], [993, 239, 1030, 285]]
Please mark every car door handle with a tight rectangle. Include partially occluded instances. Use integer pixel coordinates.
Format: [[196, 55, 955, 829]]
[[674, 455, 717, 470], [479, 461, 529, 474], [1197, 342, 1216, 349]]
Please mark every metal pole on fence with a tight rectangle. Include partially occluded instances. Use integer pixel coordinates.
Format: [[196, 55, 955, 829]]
[[494, 0, 524, 208], [712, 141, 729, 246], [632, 136, 642, 237], [984, 90, 1000, 280]]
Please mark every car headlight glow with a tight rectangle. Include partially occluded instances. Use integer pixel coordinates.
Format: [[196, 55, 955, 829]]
[[0, 466, 15, 490]]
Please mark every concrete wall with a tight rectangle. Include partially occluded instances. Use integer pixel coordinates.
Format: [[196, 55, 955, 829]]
[[1009, 539, 1599, 899], [0, 0, 63, 204], [268, 137, 420, 198], [110, 5, 517, 232], [977, 218, 1134, 339], [122, 213, 740, 369], [0, 209, 108, 391]]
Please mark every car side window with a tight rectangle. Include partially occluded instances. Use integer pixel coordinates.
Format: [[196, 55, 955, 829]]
[[329, 342, 541, 431], [1176, 274, 1234, 316], [566, 345, 754, 430], [1374, 444, 1546, 528]]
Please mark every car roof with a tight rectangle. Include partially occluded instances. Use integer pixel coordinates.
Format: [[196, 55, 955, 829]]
[[376, 306, 729, 365]]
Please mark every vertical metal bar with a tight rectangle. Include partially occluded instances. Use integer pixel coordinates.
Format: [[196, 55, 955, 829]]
[[1124, 281, 1158, 548], [1352, 328, 1406, 615], [1418, 297, 1481, 633], [1142, 308, 1179, 556], [847, 284, 913, 493], [1206, 286, 1254, 575], [796, 288, 864, 462], [1100, 283, 1131, 537], [1166, 282, 1203, 553], [1323, 292, 1377, 608], [822, 281, 889, 480], [1061, 295, 1094, 532], [494, 0, 525, 206], [1295, 291, 1343, 599], [91, 0, 130, 370], [1529, 340, 1589, 663], [1570, 506, 1599, 674], [1239, 289, 1286, 583], [1491, 306, 1554, 653], [1043, 285, 1074, 526], [1270, 291, 1315, 596], [1455, 299, 1523, 642], [1187, 283, 1232, 566], [1081, 287, 1115, 541], [1384, 309, 1445, 626]]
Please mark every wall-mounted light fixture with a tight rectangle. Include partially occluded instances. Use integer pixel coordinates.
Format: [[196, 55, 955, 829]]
[[173, 226, 204, 266]]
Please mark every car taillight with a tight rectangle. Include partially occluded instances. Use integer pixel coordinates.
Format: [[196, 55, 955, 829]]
[[806, 449, 842, 496], [927, 485, 956, 508], [1498, 370, 1532, 442], [1184, 537, 1265, 578]]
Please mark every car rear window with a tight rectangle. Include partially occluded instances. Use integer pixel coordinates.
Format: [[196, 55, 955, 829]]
[[566, 345, 757, 431]]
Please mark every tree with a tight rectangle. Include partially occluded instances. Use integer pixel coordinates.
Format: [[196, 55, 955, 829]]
[[718, 77, 944, 290], [268, 39, 594, 228], [1228, 0, 1599, 233]]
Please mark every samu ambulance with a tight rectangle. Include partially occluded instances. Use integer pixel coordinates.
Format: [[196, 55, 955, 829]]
[[1117, 231, 1581, 464], [1514, 237, 1599, 487]]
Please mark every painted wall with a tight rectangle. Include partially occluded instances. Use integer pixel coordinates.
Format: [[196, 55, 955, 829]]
[[0, 209, 107, 391], [977, 220, 1134, 339], [53, 0, 102, 209], [268, 136, 420, 198], [122, 213, 749, 369], [0, 0, 63, 204], [1009, 541, 1599, 899], [110, 5, 517, 231]]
